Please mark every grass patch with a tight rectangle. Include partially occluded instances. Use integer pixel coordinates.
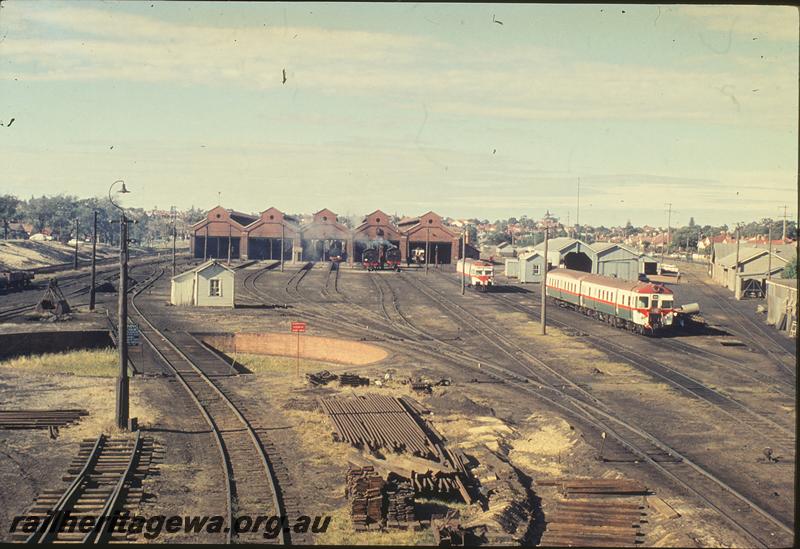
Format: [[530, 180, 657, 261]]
[[233, 353, 342, 376], [0, 348, 118, 377], [314, 507, 436, 546]]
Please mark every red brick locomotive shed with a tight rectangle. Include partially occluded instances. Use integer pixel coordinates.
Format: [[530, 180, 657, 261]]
[[243, 207, 301, 261], [352, 210, 407, 263], [300, 209, 353, 262], [398, 211, 460, 265], [191, 206, 257, 260]]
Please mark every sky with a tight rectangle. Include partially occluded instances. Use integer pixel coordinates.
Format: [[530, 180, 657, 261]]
[[0, 2, 797, 228]]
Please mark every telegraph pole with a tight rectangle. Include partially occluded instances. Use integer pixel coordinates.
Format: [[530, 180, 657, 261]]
[[227, 224, 232, 264], [116, 214, 129, 430], [767, 226, 773, 281], [461, 230, 466, 295], [734, 224, 741, 297], [171, 206, 177, 278], [662, 203, 672, 264], [280, 222, 285, 272], [73, 218, 79, 270], [576, 177, 581, 241], [425, 228, 430, 274], [780, 205, 788, 240], [540, 227, 549, 335], [89, 211, 98, 311]]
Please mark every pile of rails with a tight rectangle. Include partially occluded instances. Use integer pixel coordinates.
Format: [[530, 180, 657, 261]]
[[306, 370, 338, 386], [321, 394, 436, 459], [0, 409, 88, 430], [385, 474, 416, 527], [548, 478, 648, 498], [339, 373, 370, 387], [538, 477, 648, 547], [346, 466, 385, 531]]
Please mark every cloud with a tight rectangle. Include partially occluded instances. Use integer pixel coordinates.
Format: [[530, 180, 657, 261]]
[[676, 5, 799, 43], [1, 4, 795, 130]]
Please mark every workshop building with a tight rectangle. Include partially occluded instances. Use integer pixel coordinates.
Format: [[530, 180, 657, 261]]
[[766, 278, 797, 337], [243, 207, 300, 261], [352, 210, 405, 263], [398, 211, 459, 265], [191, 206, 257, 261], [170, 260, 235, 307], [517, 250, 547, 283], [300, 209, 352, 262], [712, 248, 788, 299]]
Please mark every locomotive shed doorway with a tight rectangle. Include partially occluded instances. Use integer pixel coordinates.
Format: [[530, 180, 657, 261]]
[[303, 239, 347, 261], [563, 251, 592, 272], [248, 237, 291, 260], [408, 241, 452, 265], [354, 240, 400, 262], [194, 236, 241, 260]]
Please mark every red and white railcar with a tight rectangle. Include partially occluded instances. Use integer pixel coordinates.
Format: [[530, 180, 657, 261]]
[[456, 258, 494, 291], [545, 268, 675, 334]]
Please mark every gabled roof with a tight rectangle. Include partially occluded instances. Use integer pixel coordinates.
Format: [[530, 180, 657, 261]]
[[717, 248, 788, 269], [518, 250, 542, 261], [172, 260, 234, 281], [533, 237, 582, 252]]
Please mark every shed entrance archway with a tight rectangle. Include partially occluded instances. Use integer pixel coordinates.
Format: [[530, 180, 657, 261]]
[[248, 237, 292, 260], [194, 236, 241, 260], [564, 251, 592, 272]]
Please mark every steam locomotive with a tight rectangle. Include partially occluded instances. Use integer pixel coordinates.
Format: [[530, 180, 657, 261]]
[[362, 245, 401, 271], [545, 268, 675, 335]]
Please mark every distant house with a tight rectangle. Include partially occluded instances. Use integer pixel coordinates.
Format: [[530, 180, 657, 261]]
[[495, 241, 516, 258], [4, 222, 29, 239], [170, 260, 235, 307]]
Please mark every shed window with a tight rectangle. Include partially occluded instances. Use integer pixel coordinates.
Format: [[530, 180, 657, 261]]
[[209, 278, 221, 297]]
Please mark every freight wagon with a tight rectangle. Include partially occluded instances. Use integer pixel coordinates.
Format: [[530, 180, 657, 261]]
[[0, 270, 34, 293]]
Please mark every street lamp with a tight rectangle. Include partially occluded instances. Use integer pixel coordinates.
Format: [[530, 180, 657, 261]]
[[109, 179, 131, 431]]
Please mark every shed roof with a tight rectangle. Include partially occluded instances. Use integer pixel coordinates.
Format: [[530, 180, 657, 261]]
[[172, 260, 234, 281], [766, 278, 797, 290], [534, 237, 580, 252]]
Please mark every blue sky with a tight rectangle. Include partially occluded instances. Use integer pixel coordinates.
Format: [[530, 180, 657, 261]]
[[0, 2, 797, 227]]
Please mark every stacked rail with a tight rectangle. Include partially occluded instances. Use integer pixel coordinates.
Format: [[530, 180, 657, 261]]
[[18, 433, 151, 544], [539, 498, 647, 547], [0, 409, 87, 430], [320, 394, 436, 459]]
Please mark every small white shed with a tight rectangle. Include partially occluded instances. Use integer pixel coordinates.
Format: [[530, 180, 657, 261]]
[[518, 251, 546, 283], [170, 260, 235, 307], [505, 258, 520, 278]]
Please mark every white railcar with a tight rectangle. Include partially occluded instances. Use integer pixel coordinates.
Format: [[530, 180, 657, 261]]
[[456, 258, 495, 291]]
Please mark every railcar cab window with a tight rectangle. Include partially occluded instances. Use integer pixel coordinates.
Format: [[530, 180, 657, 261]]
[[209, 278, 221, 297], [638, 296, 649, 308], [661, 299, 673, 309]]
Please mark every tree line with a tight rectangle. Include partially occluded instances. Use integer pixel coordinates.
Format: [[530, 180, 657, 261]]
[[0, 194, 206, 246]]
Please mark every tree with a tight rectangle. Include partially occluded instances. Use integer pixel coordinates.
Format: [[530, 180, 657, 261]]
[[0, 194, 21, 239], [466, 225, 478, 244], [783, 256, 798, 279]]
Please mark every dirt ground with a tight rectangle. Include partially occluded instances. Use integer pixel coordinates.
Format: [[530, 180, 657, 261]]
[[0, 261, 794, 546]]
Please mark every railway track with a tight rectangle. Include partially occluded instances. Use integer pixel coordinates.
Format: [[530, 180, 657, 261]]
[[130, 268, 300, 544], [680, 270, 796, 377], [19, 432, 152, 544], [241, 263, 794, 546]]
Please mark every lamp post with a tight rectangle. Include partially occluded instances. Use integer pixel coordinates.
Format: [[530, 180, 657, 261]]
[[171, 206, 177, 278], [89, 211, 98, 310], [109, 179, 131, 431]]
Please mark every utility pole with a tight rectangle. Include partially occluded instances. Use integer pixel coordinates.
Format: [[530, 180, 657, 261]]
[[780, 205, 788, 240], [576, 177, 581, 241], [662, 203, 672, 264], [734, 224, 741, 297], [540, 227, 549, 335], [73, 218, 79, 270], [280, 222, 285, 271], [227, 224, 232, 264], [172, 223, 177, 279], [116, 214, 129, 430], [425, 228, 430, 274], [203, 225, 208, 261], [767, 226, 773, 281], [89, 211, 98, 311], [461, 230, 466, 295]]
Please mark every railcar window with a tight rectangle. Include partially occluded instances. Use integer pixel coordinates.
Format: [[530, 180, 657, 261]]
[[638, 296, 648, 308], [662, 299, 673, 309]]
